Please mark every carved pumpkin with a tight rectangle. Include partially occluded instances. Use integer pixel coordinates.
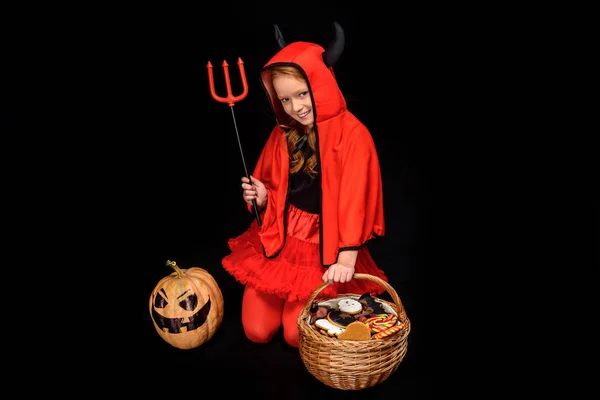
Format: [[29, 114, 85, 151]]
[[149, 260, 224, 349]]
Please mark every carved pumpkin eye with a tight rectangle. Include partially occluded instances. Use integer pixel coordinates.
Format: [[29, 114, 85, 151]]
[[179, 293, 198, 311], [153, 289, 198, 311], [154, 289, 168, 308]]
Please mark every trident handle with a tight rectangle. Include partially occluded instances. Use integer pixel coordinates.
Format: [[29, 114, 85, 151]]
[[207, 57, 261, 226]]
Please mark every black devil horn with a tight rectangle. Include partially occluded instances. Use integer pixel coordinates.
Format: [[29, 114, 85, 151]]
[[322, 21, 345, 67], [273, 24, 287, 49]]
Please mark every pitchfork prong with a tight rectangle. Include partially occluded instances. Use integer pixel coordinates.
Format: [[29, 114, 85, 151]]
[[207, 58, 248, 106]]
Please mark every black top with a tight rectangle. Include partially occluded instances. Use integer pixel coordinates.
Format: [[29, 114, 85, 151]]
[[288, 140, 321, 214]]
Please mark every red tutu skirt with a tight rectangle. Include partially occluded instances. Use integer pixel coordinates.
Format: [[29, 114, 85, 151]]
[[222, 204, 388, 302]]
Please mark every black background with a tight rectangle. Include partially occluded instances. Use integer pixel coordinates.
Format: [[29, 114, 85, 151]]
[[6, 4, 549, 398]]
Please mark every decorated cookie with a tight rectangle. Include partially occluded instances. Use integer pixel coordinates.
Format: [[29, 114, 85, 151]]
[[358, 292, 388, 315], [327, 310, 357, 328], [338, 298, 363, 314], [315, 318, 345, 336]]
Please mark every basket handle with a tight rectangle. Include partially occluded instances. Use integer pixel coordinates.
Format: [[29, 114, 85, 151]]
[[300, 273, 408, 321]]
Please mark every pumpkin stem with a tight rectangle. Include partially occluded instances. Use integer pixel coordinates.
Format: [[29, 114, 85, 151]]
[[166, 260, 184, 278]]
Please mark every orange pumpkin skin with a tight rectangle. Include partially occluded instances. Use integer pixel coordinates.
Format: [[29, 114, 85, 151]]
[[149, 264, 224, 350]]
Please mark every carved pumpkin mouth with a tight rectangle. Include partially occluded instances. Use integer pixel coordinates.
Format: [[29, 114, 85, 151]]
[[151, 289, 212, 333]]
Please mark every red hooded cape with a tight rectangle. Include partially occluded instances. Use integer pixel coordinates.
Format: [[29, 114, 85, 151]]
[[251, 41, 385, 266]]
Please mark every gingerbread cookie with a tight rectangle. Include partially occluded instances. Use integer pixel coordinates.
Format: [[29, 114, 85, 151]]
[[337, 321, 372, 341]]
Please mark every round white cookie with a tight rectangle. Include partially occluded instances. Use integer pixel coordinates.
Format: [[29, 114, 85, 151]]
[[337, 298, 363, 315]]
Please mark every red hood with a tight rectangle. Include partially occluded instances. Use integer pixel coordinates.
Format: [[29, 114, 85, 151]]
[[260, 42, 346, 123]]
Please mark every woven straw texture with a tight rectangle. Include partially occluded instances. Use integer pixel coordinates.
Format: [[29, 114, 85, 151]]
[[297, 273, 411, 390]]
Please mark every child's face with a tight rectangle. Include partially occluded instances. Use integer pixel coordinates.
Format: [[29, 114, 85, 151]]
[[273, 75, 314, 127]]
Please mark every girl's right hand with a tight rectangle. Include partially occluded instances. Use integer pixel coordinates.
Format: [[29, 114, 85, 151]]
[[241, 175, 267, 207]]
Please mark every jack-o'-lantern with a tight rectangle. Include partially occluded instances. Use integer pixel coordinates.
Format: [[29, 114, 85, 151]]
[[149, 260, 224, 349]]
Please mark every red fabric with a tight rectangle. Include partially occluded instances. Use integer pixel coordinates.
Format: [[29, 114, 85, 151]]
[[223, 204, 388, 303], [240, 286, 304, 348], [241, 286, 283, 344], [254, 42, 385, 266], [281, 300, 305, 347]]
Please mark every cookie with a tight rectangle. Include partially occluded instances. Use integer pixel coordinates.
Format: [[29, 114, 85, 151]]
[[338, 298, 363, 314], [358, 292, 388, 314], [315, 318, 344, 337], [337, 321, 372, 341], [327, 310, 356, 327]]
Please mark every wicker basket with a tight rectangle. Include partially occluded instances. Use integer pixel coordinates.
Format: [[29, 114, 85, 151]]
[[297, 273, 411, 390]]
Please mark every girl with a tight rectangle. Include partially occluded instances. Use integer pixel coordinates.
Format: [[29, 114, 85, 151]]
[[222, 23, 388, 348]]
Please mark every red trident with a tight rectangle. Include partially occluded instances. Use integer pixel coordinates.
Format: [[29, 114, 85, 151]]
[[207, 58, 261, 226], [207, 58, 248, 105]]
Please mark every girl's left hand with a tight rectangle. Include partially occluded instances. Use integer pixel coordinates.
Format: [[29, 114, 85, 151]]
[[322, 263, 355, 284]]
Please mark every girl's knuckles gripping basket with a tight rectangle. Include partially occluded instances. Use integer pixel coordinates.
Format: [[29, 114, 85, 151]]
[[297, 273, 411, 390]]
